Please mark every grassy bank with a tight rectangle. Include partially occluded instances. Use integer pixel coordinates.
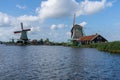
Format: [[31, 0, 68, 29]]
[[81, 41, 120, 53]]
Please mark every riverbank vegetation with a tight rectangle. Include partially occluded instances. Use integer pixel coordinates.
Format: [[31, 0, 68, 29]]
[[1, 39, 120, 53], [1, 38, 68, 46], [81, 41, 120, 53]]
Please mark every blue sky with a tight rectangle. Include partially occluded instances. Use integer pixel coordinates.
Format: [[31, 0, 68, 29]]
[[0, 0, 120, 42]]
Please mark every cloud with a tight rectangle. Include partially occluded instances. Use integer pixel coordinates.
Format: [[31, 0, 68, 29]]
[[36, 0, 113, 20], [79, 21, 87, 27], [16, 4, 27, 10], [0, 26, 18, 41], [36, 0, 78, 20], [17, 15, 39, 22], [50, 24, 67, 30], [0, 12, 20, 41], [50, 24, 56, 30], [0, 12, 11, 26], [76, 0, 106, 16], [30, 26, 41, 35], [106, 2, 113, 7], [66, 32, 71, 36]]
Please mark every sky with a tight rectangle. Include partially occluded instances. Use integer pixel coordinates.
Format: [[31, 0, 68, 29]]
[[0, 0, 120, 42]]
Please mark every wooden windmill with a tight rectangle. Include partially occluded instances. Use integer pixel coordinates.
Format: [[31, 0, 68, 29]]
[[14, 22, 31, 44], [70, 14, 84, 46], [71, 14, 84, 40]]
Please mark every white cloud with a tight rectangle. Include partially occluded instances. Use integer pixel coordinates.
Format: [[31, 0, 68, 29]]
[[50, 24, 66, 30], [76, 0, 106, 16], [16, 4, 27, 10], [50, 24, 56, 30], [36, 0, 113, 20], [79, 21, 87, 27], [31, 26, 40, 32], [66, 32, 71, 36], [0, 12, 20, 41], [36, 0, 78, 20], [0, 12, 10, 26], [0, 26, 17, 41], [57, 24, 66, 28], [17, 15, 39, 22], [106, 2, 113, 7]]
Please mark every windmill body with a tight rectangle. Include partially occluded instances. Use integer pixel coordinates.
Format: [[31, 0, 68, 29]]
[[14, 22, 31, 44], [71, 24, 83, 40]]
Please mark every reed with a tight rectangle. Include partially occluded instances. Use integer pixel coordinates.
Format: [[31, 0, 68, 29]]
[[81, 41, 120, 53]]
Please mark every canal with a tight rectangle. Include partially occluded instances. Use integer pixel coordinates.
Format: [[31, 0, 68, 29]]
[[0, 45, 120, 80]]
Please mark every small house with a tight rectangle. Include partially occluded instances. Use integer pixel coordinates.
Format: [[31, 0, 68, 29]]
[[78, 34, 108, 45]]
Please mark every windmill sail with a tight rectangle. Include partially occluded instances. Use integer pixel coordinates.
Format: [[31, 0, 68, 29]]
[[73, 13, 76, 27], [14, 31, 22, 34], [21, 22, 23, 30], [23, 29, 31, 31]]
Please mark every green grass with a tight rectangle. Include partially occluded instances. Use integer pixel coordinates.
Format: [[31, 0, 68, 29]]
[[81, 41, 120, 53]]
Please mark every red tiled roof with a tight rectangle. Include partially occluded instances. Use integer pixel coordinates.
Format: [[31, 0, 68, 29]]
[[79, 34, 98, 41]]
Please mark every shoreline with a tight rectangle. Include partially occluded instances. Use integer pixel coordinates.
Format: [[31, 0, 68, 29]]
[[1, 41, 120, 53]]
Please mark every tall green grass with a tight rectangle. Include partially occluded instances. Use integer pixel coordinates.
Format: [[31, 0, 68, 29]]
[[81, 41, 120, 53]]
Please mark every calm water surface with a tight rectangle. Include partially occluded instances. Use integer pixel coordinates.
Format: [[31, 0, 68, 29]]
[[0, 44, 120, 80]]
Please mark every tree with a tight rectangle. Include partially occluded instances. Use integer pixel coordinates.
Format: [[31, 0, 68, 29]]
[[44, 38, 50, 45], [39, 38, 44, 45]]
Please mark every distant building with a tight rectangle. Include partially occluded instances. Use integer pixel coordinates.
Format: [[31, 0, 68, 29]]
[[78, 33, 108, 45], [31, 39, 38, 45]]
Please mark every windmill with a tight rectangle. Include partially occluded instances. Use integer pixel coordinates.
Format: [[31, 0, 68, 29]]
[[71, 14, 84, 40], [14, 22, 31, 44], [70, 14, 85, 46]]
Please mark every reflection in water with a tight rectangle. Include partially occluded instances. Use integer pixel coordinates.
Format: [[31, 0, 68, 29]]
[[0, 45, 120, 80]]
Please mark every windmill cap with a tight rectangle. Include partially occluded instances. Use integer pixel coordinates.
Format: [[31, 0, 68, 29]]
[[73, 24, 83, 28]]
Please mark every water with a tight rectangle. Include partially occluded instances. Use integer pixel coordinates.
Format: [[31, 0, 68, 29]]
[[0, 44, 120, 80]]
